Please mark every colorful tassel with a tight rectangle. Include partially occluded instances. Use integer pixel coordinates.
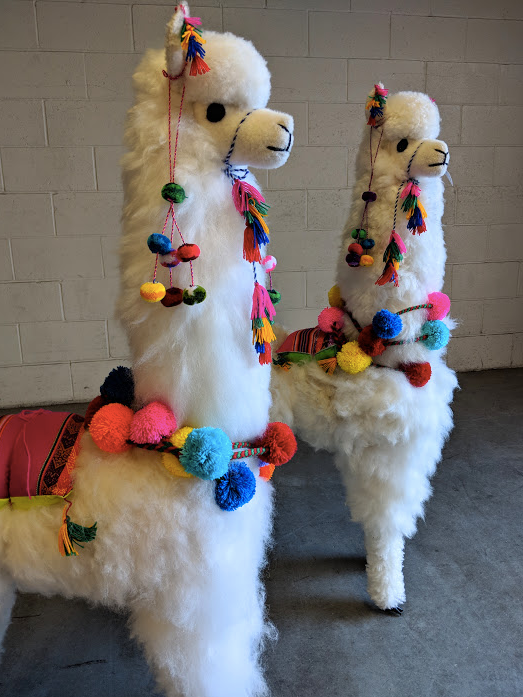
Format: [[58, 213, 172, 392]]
[[375, 230, 405, 286], [181, 15, 210, 75], [251, 282, 276, 364], [366, 84, 389, 127], [400, 179, 427, 235], [58, 503, 97, 558], [318, 356, 338, 375]]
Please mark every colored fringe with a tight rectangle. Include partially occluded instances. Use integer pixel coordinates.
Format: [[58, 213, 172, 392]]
[[375, 231, 405, 287], [318, 356, 337, 375], [58, 504, 97, 558], [251, 282, 276, 364], [366, 84, 389, 127], [181, 15, 210, 75], [400, 179, 427, 234], [232, 180, 271, 262]]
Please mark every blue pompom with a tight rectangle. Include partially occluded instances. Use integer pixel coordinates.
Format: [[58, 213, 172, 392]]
[[421, 320, 450, 351], [179, 427, 232, 480], [215, 462, 256, 512], [100, 366, 134, 406], [372, 309, 403, 339], [147, 233, 172, 255], [361, 238, 375, 250]]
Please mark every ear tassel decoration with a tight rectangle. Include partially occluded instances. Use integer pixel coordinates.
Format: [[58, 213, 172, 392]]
[[366, 83, 388, 127], [181, 14, 210, 76], [400, 179, 427, 234]]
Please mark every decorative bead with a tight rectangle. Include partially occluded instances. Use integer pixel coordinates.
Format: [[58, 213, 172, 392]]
[[421, 320, 449, 350], [346, 252, 361, 267], [328, 285, 344, 309], [182, 285, 206, 305], [336, 341, 373, 374], [160, 250, 180, 268], [261, 255, 277, 272], [177, 243, 200, 261], [361, 238, 375, 250], [161, 182, 187, 203], [360, 255, 374, 266], [348, 243, 363, 255], [140, 281, 166, 303], [318, 307, 345, 334], [268, 289, 281, 305], [372, 309, 403, 339], [215, 462, 256, 512], [147, 233, 172, 255], [161, 287, 184, 307], [361, 191, 377, 202]]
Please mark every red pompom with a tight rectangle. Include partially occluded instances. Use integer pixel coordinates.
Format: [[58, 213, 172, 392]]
[[177, 243, 200, 262], [130, 402, 177, 444], [348, 243, 363, 255], [84, 394, 108, 429], [399, 362, 432, 387], [357, 325, 386, 357], [257, 422, 297, 466], [90, 403, 133, 453], [317, 307, 345, 334]]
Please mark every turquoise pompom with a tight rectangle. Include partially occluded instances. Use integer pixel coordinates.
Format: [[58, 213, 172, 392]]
[[179, 427, 232, 480], [215, 462, 256, 512], [372, 309, 403, 339], [147, 233, 172, 255], [421, 320, 450, 350]]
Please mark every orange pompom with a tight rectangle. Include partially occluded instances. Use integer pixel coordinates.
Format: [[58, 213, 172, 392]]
[[259, 464, 275, 481], [90, 403, 133, 453]]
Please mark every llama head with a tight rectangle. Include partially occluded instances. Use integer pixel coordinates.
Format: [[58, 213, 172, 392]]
[[365, 87, 449, 183], [164, 3, 293, 170]]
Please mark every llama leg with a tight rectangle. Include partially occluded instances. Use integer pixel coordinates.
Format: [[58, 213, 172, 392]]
[[363, 526, 406, 613], [0, 569, 16, 656]]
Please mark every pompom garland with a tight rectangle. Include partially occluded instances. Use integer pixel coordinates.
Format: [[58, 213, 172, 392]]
[[179, 427, 232, 480], [90, 403, 133, 454], [215, 462, 256, 512], [256, 422, 297, 466], [130, 402, 177, 445], [372, 309, 403, 339], [162, 453, 193, 478]]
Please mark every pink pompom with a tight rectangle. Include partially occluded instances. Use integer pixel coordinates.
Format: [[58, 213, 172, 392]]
[[427, 292, 450, 320], [130, 402, 177, 444], [317, 307, 345, 334], [261, 255, 277, 272]]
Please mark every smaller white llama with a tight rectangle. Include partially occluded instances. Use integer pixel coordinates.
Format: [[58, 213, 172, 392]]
[[271, 87, 458, 612], [0, 5, 294, 697]]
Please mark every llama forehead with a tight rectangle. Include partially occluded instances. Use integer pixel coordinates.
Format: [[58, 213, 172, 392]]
[[382, 92, 441, 142], [182, 32, 271, 109]]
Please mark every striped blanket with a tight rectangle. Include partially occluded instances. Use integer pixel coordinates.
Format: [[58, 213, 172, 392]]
[[274, 326, 339, 374]]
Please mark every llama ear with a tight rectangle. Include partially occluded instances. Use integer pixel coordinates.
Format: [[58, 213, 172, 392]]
[[165, 3, 189, 76], [365, 82, 388, 127]]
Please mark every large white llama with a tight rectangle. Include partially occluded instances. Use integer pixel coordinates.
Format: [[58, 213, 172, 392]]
[[0, 5, 294, 696], [271, 87, 458, 612]]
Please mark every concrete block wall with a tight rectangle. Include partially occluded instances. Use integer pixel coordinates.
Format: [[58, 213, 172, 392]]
[[0, 1, 522, 406]]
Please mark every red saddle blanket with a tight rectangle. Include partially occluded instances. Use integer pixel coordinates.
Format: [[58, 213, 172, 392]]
[[0, 410, 84, 503]]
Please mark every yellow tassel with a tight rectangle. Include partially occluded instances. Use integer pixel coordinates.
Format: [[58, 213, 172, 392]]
[[418, 200, 427, 218], [253, 317, 276, 345], [318, 356, 337, 375], [248, 204, 269, 235], [181, 27, 206, 51], [58, 504, 78, 557]]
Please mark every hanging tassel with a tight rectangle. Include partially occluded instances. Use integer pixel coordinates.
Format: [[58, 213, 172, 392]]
[[259, 342, 272, 365], [253, 316, 277, 345], [189, 54, 211, 76], [58, 503, 97, 557], [251, 282, 276, 322], [232, 179, 266, 215], [243, 226, 262, 262], [317, 356, 338, 375], [181, 15, 210, 75], [376, 230, 404, 287], [251, 282, 276, 364], [366, 83, 389, 126], [401, 179, 427, 235]]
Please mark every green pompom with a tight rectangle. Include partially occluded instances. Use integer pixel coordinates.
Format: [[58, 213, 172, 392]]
[[161, 182, 187, 203], [358, 228, 368, 239], [268, 289, 281, 305], [351, 228, 359, 239], [183, 286, 206, 305]]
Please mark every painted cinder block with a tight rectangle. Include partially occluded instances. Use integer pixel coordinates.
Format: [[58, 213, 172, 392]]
[[108, 319, 131, 359], [307, 189, 352, 232], [266, 190, 306, 232], [456, 186, 523, 226], [482, 298, 523, 334], [486, 225, 523, 262], [494, 147, 523, 187], [310, 12, 390, 59], [462, 106, 523, 146], [0, 2, 37, 50], [0, 240, 14, 281], [0, 194, 54, 238], [46, 100, 130, 147], [85, 53, 142, 100], [54, 192, 123, 237], [270, 271, 306, 311], [450, 300, 483, 338], [266, 57, 347, 103], [0, 326, 22, 366], [391, 15, 467, 62], [306, 269, 337, 309], [20, 320, 108, 363], [71, 358, 131, 402], [0, 282, 63, 324], [133, 5, 222, 51], [94, 147, 125, 191], [0, 52, 86, 99], [452, 262, 519, 300], [432, 0, 523, 20], [62, 278, 119, 321], [11, 237, 103, 281], [0, 101, 46, 147], [0, 364, 73, 408], [466, 19, 523, 64], [309, 103, 364, 148], [447, 147, 494, 187], [223, 9, 307, 57], [426, 62, 499, 106], [269, 146, 347, 189], [2, 148, 96, 193], [447, 334, 514, 371], [445, 225, 488, 264], [348, 60, 426, 103]]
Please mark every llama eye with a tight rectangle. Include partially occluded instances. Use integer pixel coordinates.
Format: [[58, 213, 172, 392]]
[[206, 103, 226, 123], [397, 139, 409, 152]]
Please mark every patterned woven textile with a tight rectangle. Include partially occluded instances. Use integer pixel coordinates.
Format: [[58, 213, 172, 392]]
[[0, 410, 84, 509], [276, 326, 330, 357]]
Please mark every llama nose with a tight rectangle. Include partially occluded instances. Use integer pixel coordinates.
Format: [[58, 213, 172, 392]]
[[429, 148, 449, 167], [267, 123, 293, 153]]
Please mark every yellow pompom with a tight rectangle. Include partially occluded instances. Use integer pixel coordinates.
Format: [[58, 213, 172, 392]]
[[328, 285, 344, 309], [140, 282, 166, 303], [336, 341, 372, 374], [162, 452, 193, 478], [360, 255, 374, 267], [168, 426, 194, 449]]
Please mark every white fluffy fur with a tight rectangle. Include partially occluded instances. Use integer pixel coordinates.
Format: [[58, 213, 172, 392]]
[[271, 90, 458, 611], [0, 5, 293, 695]]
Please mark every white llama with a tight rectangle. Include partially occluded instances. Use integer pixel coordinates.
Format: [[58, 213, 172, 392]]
[[0, 5, 294, 696], [271, 88, 458, 612]]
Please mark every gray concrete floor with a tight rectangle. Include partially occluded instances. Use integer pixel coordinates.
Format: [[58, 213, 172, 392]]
[[1, 369, 522, 697]]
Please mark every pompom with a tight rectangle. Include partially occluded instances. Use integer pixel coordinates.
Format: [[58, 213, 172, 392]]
[[427, 292, 451, 321], [161, 287, 184, 307], [84, 395, 108, 429], [215, 462, 256, 512], [361, 238, 375, 250], [336, 341, 373, 374], [372, 309, 403, 339], [179, 427, 232, 480], [182, 285, 206, 305], [129, 402, 177, 444], [140, 282, 166, 303], [147, 233, 172, 255], [168, 426, 194, 449], [317, 307, 345, 334], [90, 403, 133, 453], [100, 366, 134, 406], [399, 362, 432, 387], [268, 289, 281, 305], [348, 243, 363, 255], [346, 252, 361, 267], [259, 464, 275, 481], [261, 255, 277, 272], [161, 182, 186, 203], [257, 422, 297, 466], [360, 255, 374, 266], [421, 320, 450, 351], [328, 285, 344, 309], [357, 325, 386, 357], [177, 243, 200, 261], [160, 251, 180, 268], [162, 453, 193, 478]]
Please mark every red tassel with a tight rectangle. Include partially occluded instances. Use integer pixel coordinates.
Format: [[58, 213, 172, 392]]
[[259, 343, 272, 365], [243, 226, 261, 263], [189, 54, 210, 76], [375, 261, 396, 286]]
